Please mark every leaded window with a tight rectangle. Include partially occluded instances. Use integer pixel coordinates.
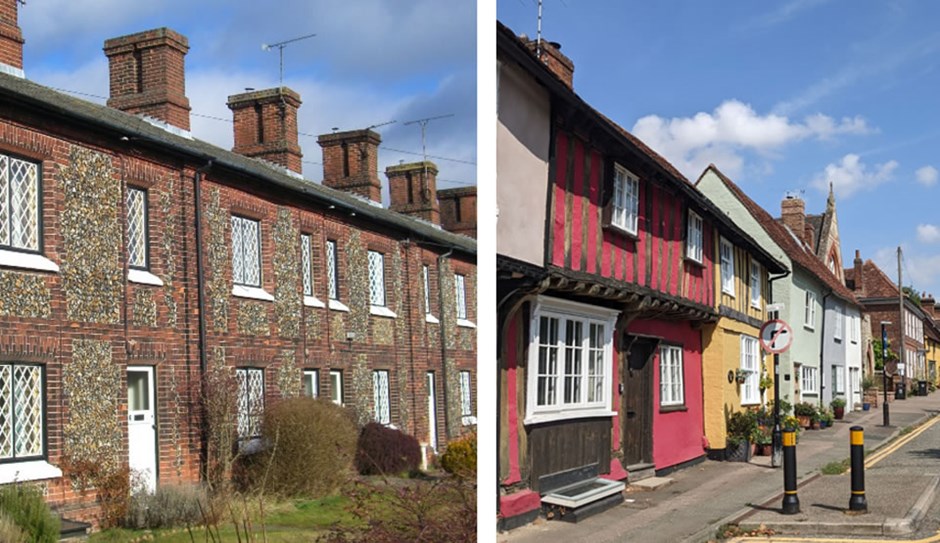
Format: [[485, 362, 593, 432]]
[[301, 234, 313, 296], [231, 216, 261, 287], [0, 364, 44, 461], [368, 250, 386, 306], [326, 240, 338, 301], [455, 274, 468, 320], [372, 370, 390, 425], [236, 368, 264, 439], [459, 371, 473, 425], [660, 345, 684, 407], [423, 265, 431, 315], [126, 187, 148, 269], [0, 154, 40, 252]]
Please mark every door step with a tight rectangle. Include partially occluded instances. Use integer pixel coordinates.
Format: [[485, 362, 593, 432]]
[[542, 478, 625, 523], [626, 462, 656, 482], [629, 476, 673, 491]]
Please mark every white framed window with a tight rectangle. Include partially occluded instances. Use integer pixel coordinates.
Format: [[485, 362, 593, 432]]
[[850, 314, 859, 343], [231, 216, 261, 288], [612, 164, 639, 235], [686, 210, 703, 263], [833, 304, 843, 340], [326, 240, 338, 301], [0, 364, 45, 461], [329, 370, 343, 406], [236, 367, 264, 439], [720, 237, 734, 295], [372, 370, 390, 425], [749, 261, 761, 309], [660, 344, 685, 407], [831, 365, 845, 394], [455, 274, 469, 322], [526, 296, 618, 424], [459, 370, 475, 425], [801, 365, 818, 395], [301, 234, 313, 296], [423, 265, 431, 314], [740, 335, 760, 405], [126, 187, 149, 270], [368, 250, 386, 307], [0, 153, 40, 253], [804, 290, 817, 329], [302, 369, 318, 398]]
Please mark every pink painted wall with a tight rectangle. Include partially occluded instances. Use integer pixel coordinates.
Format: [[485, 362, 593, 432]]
[[627, 318, 705, 470], [503, 312, 522, 485]]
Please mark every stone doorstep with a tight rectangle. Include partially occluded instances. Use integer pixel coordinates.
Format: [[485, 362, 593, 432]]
[[628, 476, 674, 491]]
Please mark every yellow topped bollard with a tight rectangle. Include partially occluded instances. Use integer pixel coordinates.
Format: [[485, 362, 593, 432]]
[[782, 428, 799, 514], [849, 426, 867, 512]]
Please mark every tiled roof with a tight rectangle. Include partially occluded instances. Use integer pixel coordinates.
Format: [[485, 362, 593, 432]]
[[703, 164, 858, 306]]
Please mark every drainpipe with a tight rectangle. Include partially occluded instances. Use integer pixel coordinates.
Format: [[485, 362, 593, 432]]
[[192, 159, 213, 479], [437, 247, 454, 443], [818, 289, 833, 408]]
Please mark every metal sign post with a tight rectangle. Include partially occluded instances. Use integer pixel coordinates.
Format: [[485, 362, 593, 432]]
[[760, 314, 792, 469]]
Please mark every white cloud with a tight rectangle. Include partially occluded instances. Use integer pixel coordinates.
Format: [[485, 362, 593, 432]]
[[812, 154, 897, 198], [917, 224, 940, 244], [630, 100, 869, 180], [874, 246, 940, 297], [916, 165, 938, 187]]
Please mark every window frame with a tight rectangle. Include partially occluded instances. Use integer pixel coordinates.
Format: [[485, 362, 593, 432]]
[[372, 370, 391, 425], [459, 370, 475, 425], [0, 363, 47, 464], [329, 369, 343, 406], [611, 164, 639, 235], [749, 260, 761, 309], [659, 344, 685, 408], [740, 336, 760, 405], [303, 369, 318, 398], [801, 365, 819, 395], [455, 273, 470, 324], [0, 152, 42, 255], [525, 296, 619, 425], [231, 215, 262, 289], [686, 210, 703, 263], [833, 303, 843, 341], [720, 237, 735, 296], [804, 290, 817, 329], [831, 365, 845, 395], [235, 367, 264, 440], [126, 186, 150, 271]]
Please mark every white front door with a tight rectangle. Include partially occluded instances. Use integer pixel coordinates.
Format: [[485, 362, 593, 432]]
[[849, 367, 860, 409], [127, 366, 157, 493], [427, 371, 438, 452]]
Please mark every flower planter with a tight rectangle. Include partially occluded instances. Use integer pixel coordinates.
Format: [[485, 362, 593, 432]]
[[726, 440, 752, 462], [833, 406, 845, 419], [797, 415, 811, 429], [862, 402, 871, 411]]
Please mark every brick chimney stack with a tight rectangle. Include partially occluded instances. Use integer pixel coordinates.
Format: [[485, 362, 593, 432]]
[[922, 292, 937, 320], [104, 28, 191, 131], [853, 249, 864, 294], [386, 161, 440, 224], [780, 196, 806, 244], [227, 87, 303, 174], [317, 129, 382, 202], [438, 186, 477, 238], [525, 37, 574, 89], [0, 0, 24, 75]]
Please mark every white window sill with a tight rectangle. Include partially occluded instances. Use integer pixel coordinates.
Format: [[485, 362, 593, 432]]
[[303, 295, 326, 308], [722, 290, 735, 297], [329, 299, 350, 312], [461, 415, 477, 426], [232, 284, 275, 302], [524, 408, 615, 426], [370, 305, 397, 318], [0, 249, 59, 273], [0, 460, 63, 484], [128, 269, 164, 287], [425, 313, 440, 324], [457, 318, 476, 329]]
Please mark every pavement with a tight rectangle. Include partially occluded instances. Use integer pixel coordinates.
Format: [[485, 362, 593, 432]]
[[498, 391, 940, 543]]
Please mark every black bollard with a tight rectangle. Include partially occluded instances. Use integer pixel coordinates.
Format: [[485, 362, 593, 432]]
[[782, 429, 799, 514], [849, 426, 867, 512]]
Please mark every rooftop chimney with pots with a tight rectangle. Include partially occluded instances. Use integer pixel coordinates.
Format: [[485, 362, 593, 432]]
[[525, 37, 574, 89], [0, 0, 24, 77], [227, 87, 303, 174], [386, 161, 440, 224], [780, 195, 806, 245], [922, 293, 936, 320], [438, 186, 476, 238], [317, 129, 382, 202], [853, 249, 864, 294], [104, 28, 191, 131]]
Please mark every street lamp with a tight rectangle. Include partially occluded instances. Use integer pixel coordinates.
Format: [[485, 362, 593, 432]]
[[882, 321, 891, 427]]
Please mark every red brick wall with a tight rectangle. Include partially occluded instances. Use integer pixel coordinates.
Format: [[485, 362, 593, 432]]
[[0, 0, 23, 69]]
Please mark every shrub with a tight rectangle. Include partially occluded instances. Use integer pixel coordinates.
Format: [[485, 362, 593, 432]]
[[794, 402, 817, 417], [355, 423, 421, 476], [0, 511, 25, 543], [0, 484, 60, 543], [830, 397, 847, 409], [726, 410, 757, 445], [440, 432, 476, 479], [124, 483, 208, 529], [239, 397, 358, 498]]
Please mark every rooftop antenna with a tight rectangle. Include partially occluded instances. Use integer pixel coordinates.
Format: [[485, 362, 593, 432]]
[[262, 32, 317, 85], [366, 120, 397, 131], [403, 114, 454, 197], [536, 0, 543, 58]]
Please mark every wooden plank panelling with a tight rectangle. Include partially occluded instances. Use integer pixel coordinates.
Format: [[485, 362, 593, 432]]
[[527, 418, 612, 491]]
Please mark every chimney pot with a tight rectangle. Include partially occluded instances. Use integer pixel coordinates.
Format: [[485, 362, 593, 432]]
[[386, 161, 440, 224], [525, 37, 574, 89], [780, 196, 807, 244], [317, 129, 382, 202], [227, 87, 303, 174]]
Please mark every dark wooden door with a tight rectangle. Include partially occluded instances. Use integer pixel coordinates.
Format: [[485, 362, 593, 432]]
[[622, 336, 656, 466]]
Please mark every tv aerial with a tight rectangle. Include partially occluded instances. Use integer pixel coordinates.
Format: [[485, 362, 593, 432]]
[[262, 32, 317, 85]]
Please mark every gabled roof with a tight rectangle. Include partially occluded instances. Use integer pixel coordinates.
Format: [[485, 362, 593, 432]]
[[496, 21, 785, 274], [700, 164, 858, 306], [0, 71, 475, 256]]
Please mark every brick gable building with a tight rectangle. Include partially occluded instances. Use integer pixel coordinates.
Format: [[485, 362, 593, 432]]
[[0, 3, 475, 526]]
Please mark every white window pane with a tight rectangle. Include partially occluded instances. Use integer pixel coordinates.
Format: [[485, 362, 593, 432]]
[[368, 250, 386, 306], [236, 368, 264, 439], [330, 370, 343, 405], [459, 371, 472, 421], [303, 370, 318, 398], [373, 370, 390, 424], [327, 241, 338, 300], [455, 274, 467, 320], [232, 216, 261, 287], [301, 234, 312, 296], [423, 265, 431, 314]]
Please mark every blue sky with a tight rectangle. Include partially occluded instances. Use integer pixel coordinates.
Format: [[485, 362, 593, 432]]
[[498, 1, 940, 298], [19, 0, 476, 200]]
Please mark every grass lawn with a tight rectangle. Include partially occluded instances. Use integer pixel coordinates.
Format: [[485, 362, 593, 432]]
[[89, 494, 360, 542]]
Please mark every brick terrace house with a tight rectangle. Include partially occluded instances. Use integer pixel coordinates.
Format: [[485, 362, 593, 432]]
[[0, 3, 475, 525], [496, 21, 781, 529]]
